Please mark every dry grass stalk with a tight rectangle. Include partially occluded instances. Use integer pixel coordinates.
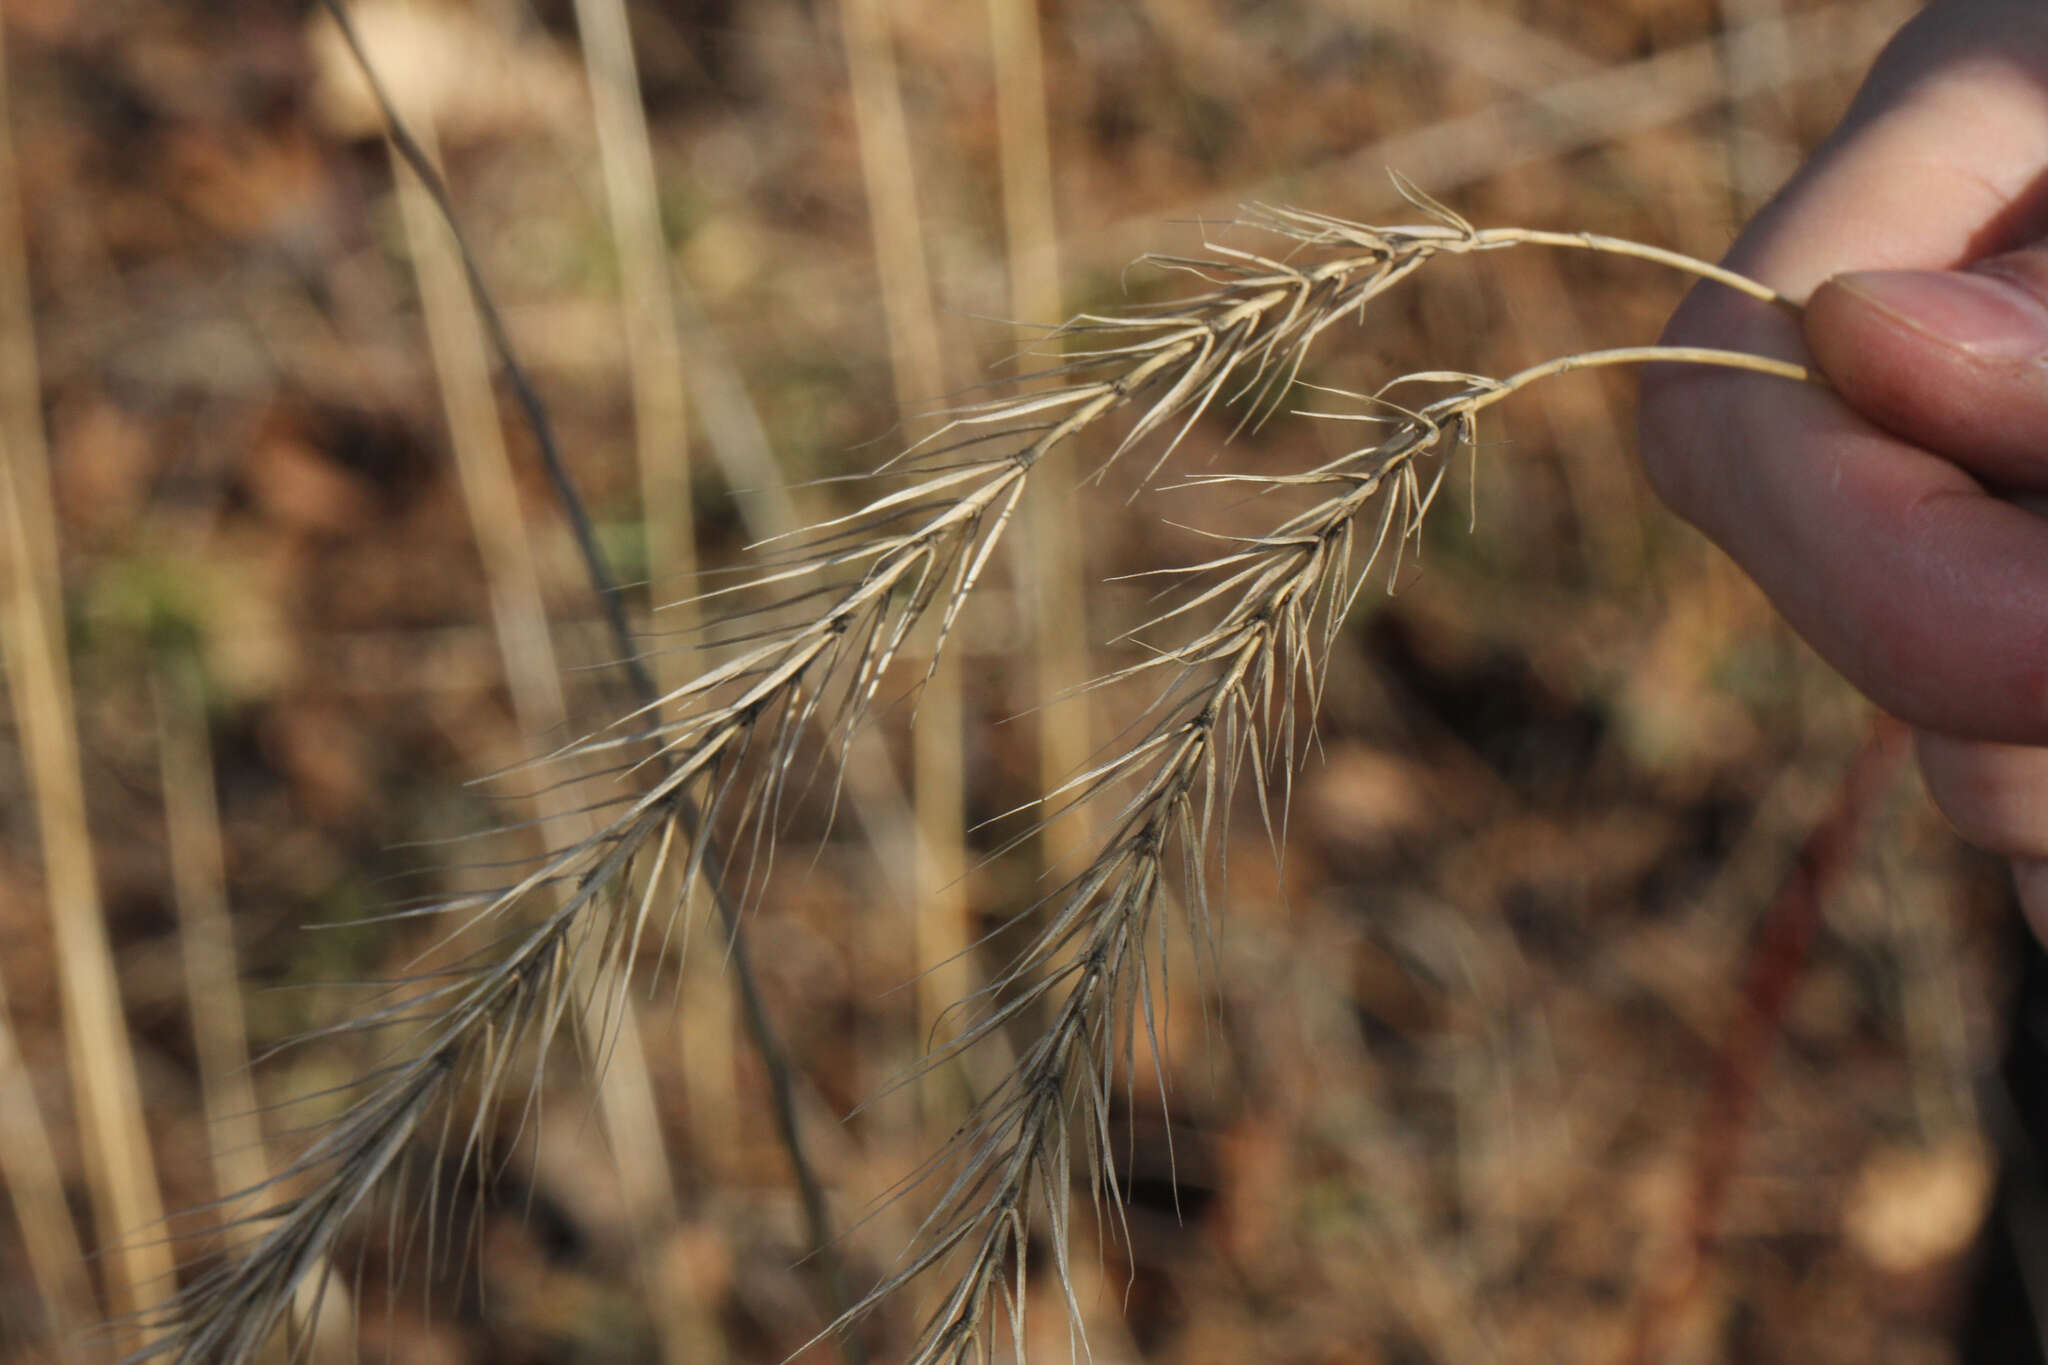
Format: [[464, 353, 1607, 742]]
[[157, 664, 357, 1364], [154, 665, 273, 1220], [571, 0, 698, 637], [384, 33, 695, 1364], [838, 0, 975, 1112], [571, 1, 746, 1296], [0, 15, 172, 1343], [986, 0, 1096, 878], [140, 187, 1811, 1361], [0, 967, 95, 1348]]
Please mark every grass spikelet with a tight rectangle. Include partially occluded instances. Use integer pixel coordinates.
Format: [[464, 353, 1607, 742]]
[[808, 328, 1808, 1365], [142, 202, 1810, 1363]]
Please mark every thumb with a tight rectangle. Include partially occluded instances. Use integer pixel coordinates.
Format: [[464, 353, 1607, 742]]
[[1807, 250, 2048, 489]]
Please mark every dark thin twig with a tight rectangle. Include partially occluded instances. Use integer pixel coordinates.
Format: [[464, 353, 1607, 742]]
[[319, 0, 653, 707], [317, 2, 861, 1356]]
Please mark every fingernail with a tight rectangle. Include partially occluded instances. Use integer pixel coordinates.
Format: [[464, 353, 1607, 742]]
[[1833, 269, 2048, 363]]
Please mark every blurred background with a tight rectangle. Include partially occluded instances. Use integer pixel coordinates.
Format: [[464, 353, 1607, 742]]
[[0, 0, 2025, 1361]]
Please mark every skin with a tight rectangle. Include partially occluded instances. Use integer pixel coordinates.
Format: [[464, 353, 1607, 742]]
[[1639, 0, 2048, 937]]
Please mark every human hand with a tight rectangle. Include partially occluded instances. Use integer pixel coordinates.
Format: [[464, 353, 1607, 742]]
[[1639, 0, 2048, 935]]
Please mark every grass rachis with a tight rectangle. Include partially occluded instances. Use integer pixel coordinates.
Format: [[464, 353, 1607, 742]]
[[144, 188, 1812, 1362]]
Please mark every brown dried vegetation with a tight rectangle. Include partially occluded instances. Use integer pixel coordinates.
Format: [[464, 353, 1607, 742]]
[[0, 2, 2015, 1364]]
